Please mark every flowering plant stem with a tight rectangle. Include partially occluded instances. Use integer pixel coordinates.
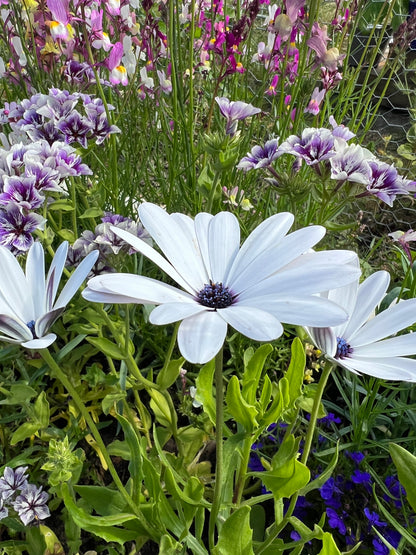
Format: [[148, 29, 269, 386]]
[[39, 348, 157, 538], [256, 361, 334, 554], [208, 347, 225, 551]]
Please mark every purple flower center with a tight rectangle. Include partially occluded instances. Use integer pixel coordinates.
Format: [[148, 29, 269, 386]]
[[27, 320, 36, 338], [335, 337, 353, 359], [197, 281, 234, 309]]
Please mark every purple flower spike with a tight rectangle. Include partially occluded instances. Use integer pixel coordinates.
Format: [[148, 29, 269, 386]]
[[215, 97, 261, 135], [12, 484, 50, 525], [0, 204, 46, 253], [237, 138, 281, 170], [0, 467, 29, 500]]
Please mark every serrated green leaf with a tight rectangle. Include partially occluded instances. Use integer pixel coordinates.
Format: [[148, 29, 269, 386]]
[[226, 375, 258, 432], [212, 506, 254, 555]]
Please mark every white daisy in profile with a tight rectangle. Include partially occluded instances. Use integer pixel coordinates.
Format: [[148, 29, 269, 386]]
[[306, 271, 416, 381], [0, 241, 98, 349], [83, 202, 360, 364]]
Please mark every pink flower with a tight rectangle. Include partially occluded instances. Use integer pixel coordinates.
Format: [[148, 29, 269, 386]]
[[304, 87, 325, 115]]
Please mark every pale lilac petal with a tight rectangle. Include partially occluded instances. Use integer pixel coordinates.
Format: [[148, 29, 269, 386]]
[[138, 203, 207, 291], [25, 242, 46, 319], [177, 311, 228, 364], [149, 302, 207, 325], [35, 307, 65, 338], [225, 212, 294, 287], [352, 299, 416, 347], [208, 211, 240, 283], [112, 227, 194, 293], [86, 274, 195, 305], [54, 250, 99, 308], [218, 305, 283, 340], [336, 356, 416, 381], [21, 334, 57, 349], [344, 271, 390, 342], [353, 333, 416, 357]]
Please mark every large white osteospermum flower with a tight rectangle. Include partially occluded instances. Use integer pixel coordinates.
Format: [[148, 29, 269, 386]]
[[306, 271, 416, 381], [0, 241, 98, 349], [83, 202, 360, 364]]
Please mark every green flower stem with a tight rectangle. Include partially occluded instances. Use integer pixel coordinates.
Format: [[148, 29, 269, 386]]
[[232, 434, 254, 505], [255, 361, 334, 554], [39, 348, 157, 538], [209, 348, 225, 551]]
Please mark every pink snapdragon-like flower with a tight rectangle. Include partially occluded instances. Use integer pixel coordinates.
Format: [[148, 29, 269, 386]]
[[47, 0, 73, 42], [304, 87, 325, 115], [107, 42, 128, 86]]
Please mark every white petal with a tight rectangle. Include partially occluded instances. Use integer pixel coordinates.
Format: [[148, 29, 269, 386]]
[[112, 227, 195, 294], [138, 203, 207, 291], [337, 355, 416, 382], [343, 271, 390, 342], [195, 212, 214, 276], [226, 212, 294, 287], [25, 242, 46, 319], [177, 311, 227, 364], [305, 327, 337, 357], [239, 263, 360, 300], [21, 333, 57, 349], [218, 305, 283, 341], [35, 307, 65, 338], [228, 226, 326, 294], [208, 211, 240, 283], [246, 296, 349, 327], [86, 273, 195, 305], [0, 245, 31, 320], [0, 314, 32, 342], [353, 333, 416, 357], [82, 287, 142, 304], [45, 242, 68, 310], [351, 298, 416, 347], [54, 250, 99, 309], [325, 278, 359, 338], [149, 302, 207, 325]]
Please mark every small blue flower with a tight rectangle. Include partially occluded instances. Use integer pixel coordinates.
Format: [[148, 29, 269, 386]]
[[364, 508, 387, 528], [326, 508, 347, 535], [345, 451, 365, 465], [351, 470, 372, 490]]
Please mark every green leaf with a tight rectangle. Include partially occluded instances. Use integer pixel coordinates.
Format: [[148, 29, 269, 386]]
[[0, 384, 37, 405], [34, 391, 50, 429], [86, 337, 126, 360], [159, 534, 184, 554], [225, 375, 258, 432], [285, 338, 305, 408], [79, 207, 104, 219], [10, 422, 41, 445], [57, 229, 76, 242], [318, 532, 342, 555], [149, 390, 176, 429], [212, 506, 254, 555], [48, 200, 75, 211], [102, 392, 127, 415], [115, 413, 143, 488], [241, 344, 273, 405], [195, 359, 216, 425], [73, 486, 126, 516], [156, 357, 185, 389], [389, 443, 416, 512]]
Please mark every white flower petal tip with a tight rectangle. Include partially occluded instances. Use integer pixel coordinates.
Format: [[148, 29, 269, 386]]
[[305, 270, 416, 382], [85, 203, 363, 364], [0, 242, 98, 349]]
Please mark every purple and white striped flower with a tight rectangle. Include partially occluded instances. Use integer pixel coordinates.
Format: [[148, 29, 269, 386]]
[[12, 484, 50, 525], [0, 175, 44, 210], [361, 160, 413, 206], [330, 143, 373, 185], [0, 467, 29, 500], [0, 204, 46, 252], [277, 127, 339, 166], [215, 97, 261, 136], [237, 138, 281, 170]]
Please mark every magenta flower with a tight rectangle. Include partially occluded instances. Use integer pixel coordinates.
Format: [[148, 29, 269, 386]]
[[304, 87, 326, 115]]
